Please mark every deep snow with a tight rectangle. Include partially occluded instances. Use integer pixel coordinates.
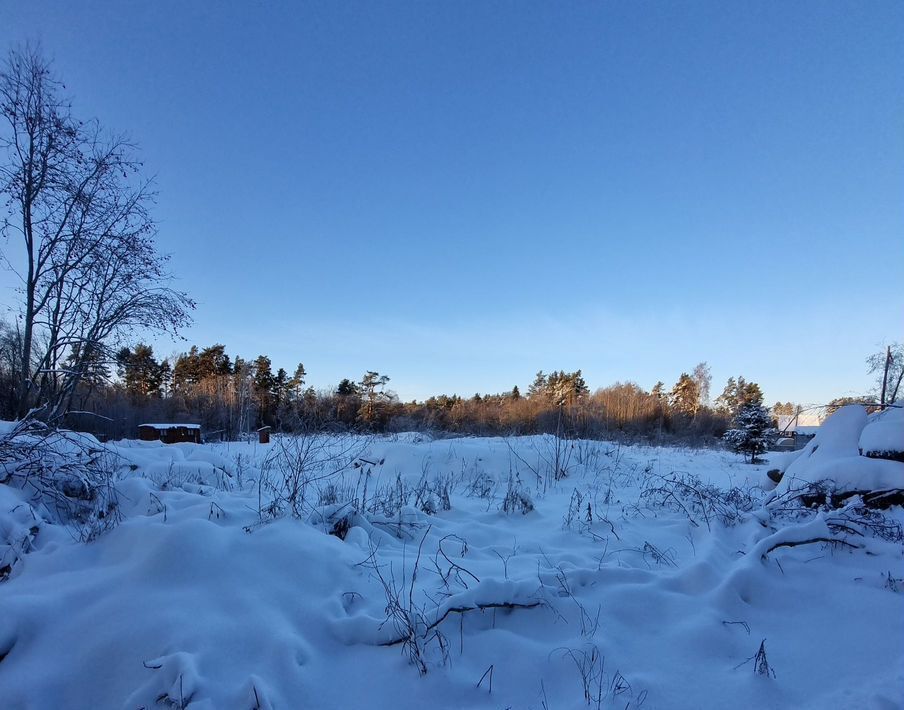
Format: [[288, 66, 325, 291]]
[[1, 413, 902, 709]]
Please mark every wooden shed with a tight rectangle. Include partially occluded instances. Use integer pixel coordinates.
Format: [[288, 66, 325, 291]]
[[257, 426, 271, 444], [138, 423, 202, 444]]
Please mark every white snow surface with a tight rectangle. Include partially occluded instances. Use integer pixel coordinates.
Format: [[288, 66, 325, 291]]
[[0, 428, 902, 709]]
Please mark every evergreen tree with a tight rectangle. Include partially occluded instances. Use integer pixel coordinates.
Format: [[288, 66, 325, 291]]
[[715, 376, 764, 418], [252, 355, 275, 426], [159, 359, 173, 398], [740, 380, 764, 407], [527, 371, 547, 398], [197, 344, 232, 379], [546, 370, 589, 406], [723, 401, 772, 463], [273, 367, 289, 411], [358, 371, 390, 427], [173, 346, 202, 392], [772, 402, 797, 416], [669, 373, 700, 415], [528, 369, 588, 405], [650, 381, 666, 401], [116, 344, 164, 398], [288, 363, 306, 400]]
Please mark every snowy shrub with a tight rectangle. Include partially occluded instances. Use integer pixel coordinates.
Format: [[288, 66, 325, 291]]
[[640, 472, 759, 529], [465, 471, 496, 500], [502, 475, 534, 515], [563, 488, 593, 530], [316, 479, 355, 508], [256, 432, 366, 521], [412, 469, 453, 516], [0, 421, 121, 541], [0, 488, 39, 580]]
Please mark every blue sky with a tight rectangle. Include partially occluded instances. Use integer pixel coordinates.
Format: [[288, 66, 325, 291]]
[[1, 1, 902, 403]]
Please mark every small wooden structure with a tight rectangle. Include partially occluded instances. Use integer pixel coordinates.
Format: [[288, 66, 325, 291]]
[[257, 426, 271, 444], [138, 423, 202, 444]]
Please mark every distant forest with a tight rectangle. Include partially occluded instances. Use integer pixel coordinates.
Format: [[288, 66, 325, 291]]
[[1, 334, 806, 443]]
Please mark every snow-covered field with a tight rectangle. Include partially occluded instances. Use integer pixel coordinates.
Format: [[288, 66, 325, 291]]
[[1, 412, 903, 709]]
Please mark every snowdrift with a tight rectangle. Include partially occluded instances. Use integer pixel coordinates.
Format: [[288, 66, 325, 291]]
[[775, 405, 904, 495], [1, 424, 902, 709]]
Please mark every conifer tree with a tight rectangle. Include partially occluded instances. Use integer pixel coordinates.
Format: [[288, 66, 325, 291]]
[[527, 371, 547, 398], [715, 376, 763, 418], [723, 401, 772, 463], [252, 355, 275, 426], [669, 373, 700, 415], [116, 344, 164, 398], [288, 363, 307, 400]]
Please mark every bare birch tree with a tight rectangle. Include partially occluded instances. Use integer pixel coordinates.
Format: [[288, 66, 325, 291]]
[[0, 45, 193, 419]]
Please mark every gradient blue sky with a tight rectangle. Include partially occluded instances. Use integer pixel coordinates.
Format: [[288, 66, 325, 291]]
[[1, 1, 902, 403]]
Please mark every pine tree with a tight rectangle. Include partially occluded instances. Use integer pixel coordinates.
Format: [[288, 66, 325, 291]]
[[252, 355, 275, 426], [527, 371, 547, 398], [116, 344, 164, 398], [358, 371, 390, 427], [723, 402, 772, 463], [173, 346, 202, 392], [288, 363, 307, 401], [669, 373, 700, 415], [197, 344, 232, 379], [715, 376, 764, 419], [273, 368, 289, 411]]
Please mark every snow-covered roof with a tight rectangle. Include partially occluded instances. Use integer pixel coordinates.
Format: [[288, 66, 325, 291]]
[[139, 423, 201, 430], [777, 412, 821, 433]]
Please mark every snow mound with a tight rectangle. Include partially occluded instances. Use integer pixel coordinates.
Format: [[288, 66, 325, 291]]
[[859, 407, 904, 460], [778, 405, 904, 492]]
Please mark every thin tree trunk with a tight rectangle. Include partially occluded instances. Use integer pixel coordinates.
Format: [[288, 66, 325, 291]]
[[880, 345, 891, 407], [16, 206, 36, 418]]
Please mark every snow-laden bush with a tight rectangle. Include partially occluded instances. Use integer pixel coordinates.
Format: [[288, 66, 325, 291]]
[[0, 420, 121, 542]]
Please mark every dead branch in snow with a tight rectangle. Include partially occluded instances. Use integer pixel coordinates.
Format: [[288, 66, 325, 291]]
[[760, 536, 861, 560]]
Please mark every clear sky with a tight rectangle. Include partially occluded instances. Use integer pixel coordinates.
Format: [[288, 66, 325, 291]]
[[1, 1, 902, 404]]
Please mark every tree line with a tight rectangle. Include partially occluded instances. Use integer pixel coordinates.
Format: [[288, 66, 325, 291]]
[[1, 336, 789, 443]]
